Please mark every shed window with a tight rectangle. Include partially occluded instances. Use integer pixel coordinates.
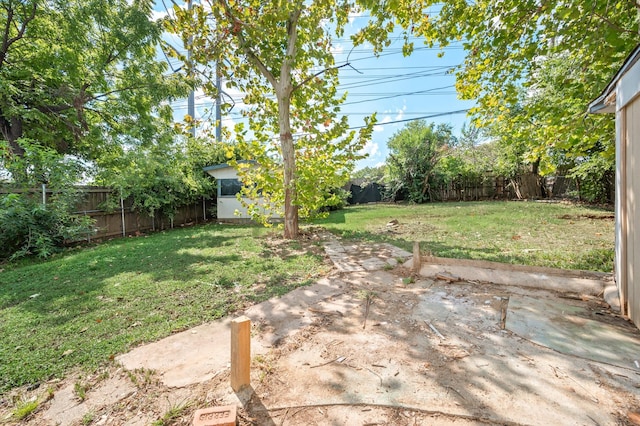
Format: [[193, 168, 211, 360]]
[[219, 179, 242, 197]]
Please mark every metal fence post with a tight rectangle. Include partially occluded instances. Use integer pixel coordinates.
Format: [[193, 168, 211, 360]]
[[120, 193, 126, 237], [203, 197, 207, 221]]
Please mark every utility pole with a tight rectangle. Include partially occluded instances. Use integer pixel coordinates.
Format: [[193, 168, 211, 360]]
[[215, 61, 222, 141], [187, 0, 196, 138]]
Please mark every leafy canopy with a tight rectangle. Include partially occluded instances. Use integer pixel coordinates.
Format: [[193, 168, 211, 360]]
[[167, 0, 432, 236], [386, 120, 456, 203], [0, 0, 187, 165], [419, 0, 639, 179]]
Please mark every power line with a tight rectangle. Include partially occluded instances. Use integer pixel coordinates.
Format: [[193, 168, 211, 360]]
[[341, 85, 456, 106], [344, 65, 460, 71], [167, 65, 459, 108], [348, 109, 470, 130], [338, 70, 453, 90]]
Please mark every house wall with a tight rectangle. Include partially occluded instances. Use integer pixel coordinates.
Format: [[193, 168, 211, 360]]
[[206, 167, 251, 220], [208, 167, 239, 180], [217, 196, 252, 220], [617, 60, 640, 328], [205, 165, 279, 221]]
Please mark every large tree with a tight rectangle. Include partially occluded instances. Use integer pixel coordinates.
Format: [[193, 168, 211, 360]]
[[418, 1, 640, 183], [0, 0, 185, 166], [168, 0, 428, 238], [386, 120, 456, 203]]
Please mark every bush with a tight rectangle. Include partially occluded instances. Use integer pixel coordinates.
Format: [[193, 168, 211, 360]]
[[0, 192, 95, 260]]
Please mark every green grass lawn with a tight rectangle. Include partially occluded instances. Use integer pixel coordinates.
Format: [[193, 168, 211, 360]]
[[0, 223, 328, 393], [314, 201, 614, 272]]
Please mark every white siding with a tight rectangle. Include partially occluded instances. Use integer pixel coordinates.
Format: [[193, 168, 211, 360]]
[[205, 165, 279, 221], [617, 60, 640, 328]]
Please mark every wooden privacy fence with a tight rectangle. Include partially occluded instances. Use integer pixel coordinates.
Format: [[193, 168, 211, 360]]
[[346, 173, 585, 204], [1, 186, 217, 241], [431, 173, 581, 202], [431, 174, 509, 201]]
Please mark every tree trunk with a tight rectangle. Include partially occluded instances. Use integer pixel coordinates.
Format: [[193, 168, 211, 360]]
[[0, 116, 26, 157], [277, 93, 299, 239]]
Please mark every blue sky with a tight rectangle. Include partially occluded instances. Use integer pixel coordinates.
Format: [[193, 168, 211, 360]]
[[153, 3, 475, 171]]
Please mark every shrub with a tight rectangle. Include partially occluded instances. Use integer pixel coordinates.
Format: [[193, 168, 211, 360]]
[[0, 192, 95, 260]]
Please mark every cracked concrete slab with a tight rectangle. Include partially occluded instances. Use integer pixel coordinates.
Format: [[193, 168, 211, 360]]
[[117, 277, 347, 388], [506, 295, 640, 370]]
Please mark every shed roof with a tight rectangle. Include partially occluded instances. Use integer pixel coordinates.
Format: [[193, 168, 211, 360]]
[[589, 44, 640, 114], [202, 163, 232, 172], [202, 160, 255, 173]]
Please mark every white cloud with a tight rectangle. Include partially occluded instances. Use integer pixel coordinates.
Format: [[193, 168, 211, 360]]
[[359, 140, 379, 157], [373, 115, 392, 132], [394, 105, 406, 121], [330, 43, 345, 55], [151, 9, 168, 21], [349, 9, 363, 25]]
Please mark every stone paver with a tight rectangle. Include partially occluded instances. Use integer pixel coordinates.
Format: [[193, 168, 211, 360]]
[[319, 232, 412, 274]]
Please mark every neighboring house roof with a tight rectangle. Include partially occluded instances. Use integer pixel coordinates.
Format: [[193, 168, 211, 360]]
[[589, 43, 640, 114]]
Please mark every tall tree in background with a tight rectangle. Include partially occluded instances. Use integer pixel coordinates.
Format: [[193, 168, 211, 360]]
[[0, 0, 185, 168], [386, 120, 456, 203], [419, 0, 639, 195], [168, 0, 429, 238]]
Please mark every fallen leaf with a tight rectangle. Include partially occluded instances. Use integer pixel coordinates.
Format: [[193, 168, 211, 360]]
[[62, 349, 74, 357]]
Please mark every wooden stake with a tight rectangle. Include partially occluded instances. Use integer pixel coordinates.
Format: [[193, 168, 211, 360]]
[[413, 241, 421, 273], [230, 316, 251, 392], [435, 272, 459, 283]]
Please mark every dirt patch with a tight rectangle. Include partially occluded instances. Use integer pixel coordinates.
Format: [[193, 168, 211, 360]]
[[558, 213, 615, 220], [241, 271, 639, 425]]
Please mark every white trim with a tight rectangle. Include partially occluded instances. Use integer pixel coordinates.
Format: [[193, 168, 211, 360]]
[[615, 108, 626, 313], [617, 63, 640, 111]]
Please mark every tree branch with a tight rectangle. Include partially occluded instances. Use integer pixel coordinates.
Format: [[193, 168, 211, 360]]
[[292, 62, 352, 93], [218, 0, 278, 88], [0, 1, 37, 68], [280, 4, 303, 94], [35, 103, 74, 114], [592, 11, 637, 35], [88, 84, 149, 102]]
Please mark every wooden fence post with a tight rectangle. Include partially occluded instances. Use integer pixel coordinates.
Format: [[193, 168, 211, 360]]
[[413, 241, 421, 274], [230, 316, 251, 392]]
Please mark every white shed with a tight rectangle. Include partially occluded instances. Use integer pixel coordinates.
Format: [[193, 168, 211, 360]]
[[589, 44, 640, 329], [203, 162, 279, 222]]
